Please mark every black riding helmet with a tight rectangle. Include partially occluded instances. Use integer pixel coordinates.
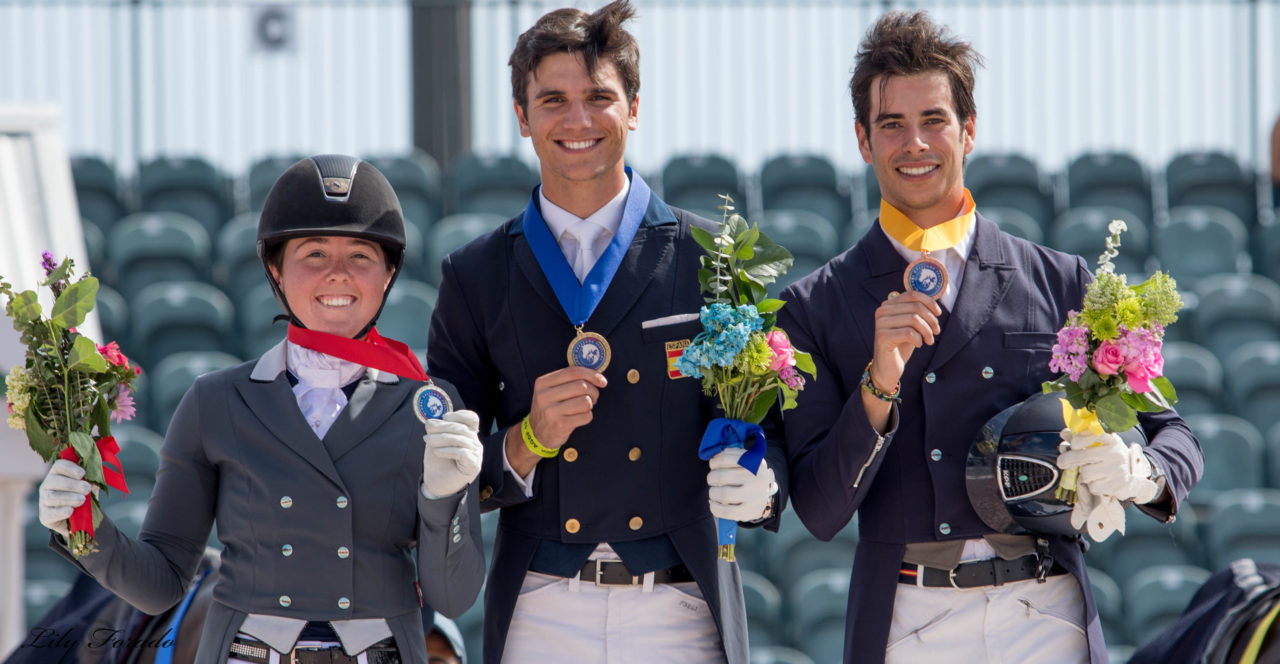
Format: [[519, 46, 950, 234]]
[[257, 154, 406, 339]]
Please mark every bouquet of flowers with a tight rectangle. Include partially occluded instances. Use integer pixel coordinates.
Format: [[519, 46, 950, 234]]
[[675, 196, 816, 560], [1041, 220, 1182, 538], [3, 253, 140, 557]]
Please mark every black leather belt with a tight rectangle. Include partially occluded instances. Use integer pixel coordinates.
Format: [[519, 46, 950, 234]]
[[898, 553, 1068, 588], [577, 560, 695, 586], [229, 637, 399, 664]]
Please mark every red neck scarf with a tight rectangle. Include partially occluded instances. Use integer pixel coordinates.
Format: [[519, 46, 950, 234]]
[[286, 324, 428, 381]]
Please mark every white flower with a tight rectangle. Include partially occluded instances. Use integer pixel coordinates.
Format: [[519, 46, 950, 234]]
[[5, 364, 34, 431]]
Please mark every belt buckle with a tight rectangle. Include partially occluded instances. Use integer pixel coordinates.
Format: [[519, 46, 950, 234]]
[[948, 566, 962, 590], [594, 561, 639, 587], [290, 645, 323, 664]]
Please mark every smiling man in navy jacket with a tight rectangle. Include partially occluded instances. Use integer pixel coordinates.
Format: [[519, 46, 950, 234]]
[[426, 2, 786, 662], [778, 11, 1202, 664]]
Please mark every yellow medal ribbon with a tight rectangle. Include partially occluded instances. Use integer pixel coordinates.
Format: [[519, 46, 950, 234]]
[[878, 188, 977, 252], [1059, 398, 1106, 436]]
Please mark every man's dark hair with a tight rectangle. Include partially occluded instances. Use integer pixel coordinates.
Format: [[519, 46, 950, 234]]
[[509, 0, 640, 112], [849, 11, 983, 136]]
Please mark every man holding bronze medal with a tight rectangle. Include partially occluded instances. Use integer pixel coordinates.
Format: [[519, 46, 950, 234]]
[[776, 11, 1202, 664], [426, 2, 786, 662]]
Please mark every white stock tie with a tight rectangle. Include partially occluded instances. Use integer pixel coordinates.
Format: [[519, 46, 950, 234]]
[[287, 343, 366, 439], [568, 220, 605, 282]]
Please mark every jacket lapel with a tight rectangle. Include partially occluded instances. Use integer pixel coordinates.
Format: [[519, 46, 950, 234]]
[[845, 222, 909, 349], [510, 215, 567, 324], [931, 215, 1017, 368], [322, 374, 413, 461], [235, 375, 345, 488]]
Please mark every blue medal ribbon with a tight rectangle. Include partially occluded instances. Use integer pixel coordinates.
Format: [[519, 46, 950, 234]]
[[698, 417, 768, 547], [522, 168, 651, 327]]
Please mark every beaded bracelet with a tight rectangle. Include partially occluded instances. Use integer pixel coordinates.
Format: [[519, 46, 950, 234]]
[[520, 416, 559, 458], [860, 361, 901, 402]]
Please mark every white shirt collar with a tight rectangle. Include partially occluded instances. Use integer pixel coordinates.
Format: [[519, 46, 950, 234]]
[[539, 176, 631, 245], [881, 212, 978, 311]]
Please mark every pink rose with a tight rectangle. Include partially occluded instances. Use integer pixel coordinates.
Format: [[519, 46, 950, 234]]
[[1091, 340, 1125, 376], [1123, 354, 1164, 394], [766, 330, 796, 372]]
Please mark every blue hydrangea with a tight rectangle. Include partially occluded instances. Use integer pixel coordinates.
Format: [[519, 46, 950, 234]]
[[675, 304, 765, 378]]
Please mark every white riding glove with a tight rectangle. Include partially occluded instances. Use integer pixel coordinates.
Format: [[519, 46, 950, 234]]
[[421, 410, 483, 500], [1057, 431, 1159, 504], [707, 447, 778, 522], [39, 459, 93, 537]]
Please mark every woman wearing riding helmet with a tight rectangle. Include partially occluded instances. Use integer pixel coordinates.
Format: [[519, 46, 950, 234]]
[[37, 154, 485, 664]]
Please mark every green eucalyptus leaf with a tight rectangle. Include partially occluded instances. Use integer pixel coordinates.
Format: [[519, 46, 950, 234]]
[[756, 299, 786, 314], [727, 214, 749, 237], [745, 387, 778, 425], [68, 336, 108, 373], [51, 277, 98, 328], [69, 431, 104, 484], [24, 408, 57, 461], [8, 290, 42, 325], [1095, 394, 1138, 433], [690, 226, 720, 254]]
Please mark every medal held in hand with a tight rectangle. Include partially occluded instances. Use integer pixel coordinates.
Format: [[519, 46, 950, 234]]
[[904, 252, 948, 300], [567, 326, 611, 372], [413, 382, 453, 423]]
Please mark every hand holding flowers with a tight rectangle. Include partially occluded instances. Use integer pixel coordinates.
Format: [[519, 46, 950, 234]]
[[4, 253, 140, 556]]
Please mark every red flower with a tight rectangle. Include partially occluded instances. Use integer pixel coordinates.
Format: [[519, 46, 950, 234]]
[[97, 341, 129, 367]]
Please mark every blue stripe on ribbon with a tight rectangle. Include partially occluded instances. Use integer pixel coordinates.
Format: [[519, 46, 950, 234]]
[[698, 417, 768, 548], [153, 564, 211, 664], [520, 168, 651, 327]]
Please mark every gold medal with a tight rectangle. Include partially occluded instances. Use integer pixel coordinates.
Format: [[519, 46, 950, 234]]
[[567, 326, 611, 372], [904, 252, 948, 300]]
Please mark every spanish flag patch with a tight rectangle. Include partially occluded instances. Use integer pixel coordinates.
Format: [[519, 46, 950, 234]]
[[665, 339, 691, 379]]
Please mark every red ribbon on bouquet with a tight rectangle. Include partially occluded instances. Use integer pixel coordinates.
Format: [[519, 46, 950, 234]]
[[58, 435, 130, 537]]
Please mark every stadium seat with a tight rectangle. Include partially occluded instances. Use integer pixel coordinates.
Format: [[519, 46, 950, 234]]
[[95, 283, 129, 347], [215, 212, 263, 304], [1066, 151, 1154, 224], [1255, 219, 1280, 286], [1160, 341, 1225, 417], [661, 154, 747, 220], [1184, 414, 1265, 504], [1203, 489, 1280, 569], [1049, 206, 1148, 278], [1165, 151, 1259, 231], [366, 150, 444, 238], [103, 497, 149, 540], [71, 155, 130, 233], [742, 569, 784, 648], [1192, 274, 1280, 365], [1123, 564, 1212, 647], [861, 166, 881, 216], [426, 213, 507, 285], [759, 154, 851, 230], [24, 577, 75, 631], [760, 209, 840, 292], [238, 281, 287, 360], [749, 646, 817, 664], [785, 568, 850, 663], [148, 351, 242, 432], [447, 153, 539, 217], [81, 218, 107, 276], [138, 156, 234, 236], [1156, 206, 1250, 288], [93, 424, 165, 511], [981, 206, 1043, 244], [107, 212, 212, 298], [964, 153, 1057, 229], [129, 281, 235, 370], [1089, 505, 1204, 585], [1087, 566, 1129, 647], [247, 154, 304, 211], [24, 545, 77, 585], [1267, 422, 1280, 489], [767, 509, 857, 592], [1224, 341, 1280, 436], [376, 279, 438, 351]]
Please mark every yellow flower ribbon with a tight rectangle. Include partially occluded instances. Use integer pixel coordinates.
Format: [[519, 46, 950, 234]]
[[1060, 398, 1105, 437], [878, 188, 977, 252]]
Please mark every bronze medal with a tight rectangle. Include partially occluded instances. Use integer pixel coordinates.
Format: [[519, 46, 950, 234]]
[[567, 326, 611, 372], [904, 252, 948, 300]]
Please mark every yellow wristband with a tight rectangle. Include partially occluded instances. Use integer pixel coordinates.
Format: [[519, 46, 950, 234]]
[[521, 416, 558, 459]]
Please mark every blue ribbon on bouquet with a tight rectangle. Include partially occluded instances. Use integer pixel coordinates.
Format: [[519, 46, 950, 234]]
[[698, 417, 767, 549]]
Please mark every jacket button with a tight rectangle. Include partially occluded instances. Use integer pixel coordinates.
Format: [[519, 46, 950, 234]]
[[565, 518, 581, 534], [925, 372, 937, 384], [628, 447, 642, 462], [480, 486, 494, 501], [498, 381, 505, 391], [563, 448, 579, 462], [279, 496, 293, 509], [452, 533, 462, 543], [982, 366, 995, 379], [629, 516, 643, 530], [337, 597, 350, 610], [939, 522, 951, 535], [337, 546, 350, 559], [281, 544, 293, 557], [336, 496, 349, 509], [279, 595, 292, 608], [930, 449, 942, 462], [627, 369, 640, 384]]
